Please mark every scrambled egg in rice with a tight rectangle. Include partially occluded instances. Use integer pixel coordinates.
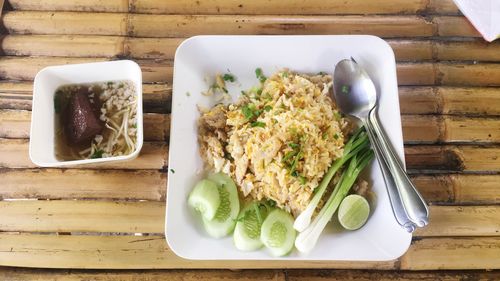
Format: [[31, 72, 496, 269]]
[[198, 70, 348, 215]]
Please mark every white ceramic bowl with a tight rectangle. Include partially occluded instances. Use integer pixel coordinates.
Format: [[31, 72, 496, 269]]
[[167, 35, 412, 261], [29, 60, 144, 167]]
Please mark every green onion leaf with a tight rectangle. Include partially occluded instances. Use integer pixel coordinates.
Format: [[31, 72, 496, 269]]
[[298, 175, 307, 185], [242, 104, 254, 119], [90, 149, 104, 159], [251, 121, 266, 128], [223, 73, 236, 82], [264, 105, 273, 112], [255, 68, 267, 83]]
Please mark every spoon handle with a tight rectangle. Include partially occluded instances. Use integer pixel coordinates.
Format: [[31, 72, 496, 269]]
[[368, 108, 429, 227], [363, 121, 417, 232]]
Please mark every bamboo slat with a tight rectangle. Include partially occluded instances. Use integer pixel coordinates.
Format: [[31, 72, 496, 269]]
[[434, 40, 500, 62], [398, 87, 500, 115], [435, 16, 479, 37], [0, 57, 173, 83], [412, 174, 500, 205], [401, 115, 500, 143], [0, 35, 125, 58], [0, 139, 168, 169], [401, 237, 500, 270], [438, 63, 500, 86], [2, 169, 498, 205], [0, 82, 171, 113], [0, 200, 497, 237], [414, 206, 500, 237], [0, 200, 165, 233], [0, 110, 169, 141], [405, 145, 500, 172], [3, 269, 500, 281], [0, 267, 285, 281], [287, 269, 500, 281], [0, 233, 397, 269], [3, 36, 500, 62], [428, 0, 460, 14], [127, 37, 184, 59], [7, 0, 454, 15], [0, 169, 167, 201], [1, 234, 499, 270], [2, 11, 128, 36], [397, 63, 500, 86], [0, 109, 28, 138], [2, 12, 437, 37], [7, 0, 129, 13]]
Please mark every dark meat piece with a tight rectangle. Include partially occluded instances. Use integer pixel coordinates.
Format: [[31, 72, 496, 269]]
[[64, 88, 103, 144]]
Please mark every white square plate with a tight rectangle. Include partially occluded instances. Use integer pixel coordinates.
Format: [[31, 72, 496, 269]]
[[167, 35, 411, 261]]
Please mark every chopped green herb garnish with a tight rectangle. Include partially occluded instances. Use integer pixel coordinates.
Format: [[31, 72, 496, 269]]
[[118, 83, 124, 88], [107, 82, 113, 86], [282, 72, 289, 78], [318, 71, 327, 75], [255, 68, 266, 83], [264, 105, 273, 112], [334, 133, 339, 140], [242, 103, 267, 124], [282, 151, 296, 162], [288, 143, 299, 149], [90, 149, 104, 159], [341, 85, 350, 94], [251, 121, 266, 128], [170, 169, 175, 173], [333, 111, 342, 120], [289, 151, 303, 176], [298, 175, 307, 185], [322, 132, 328, 140], [223, 73, 236, 82], [242, 104, 255, 119]]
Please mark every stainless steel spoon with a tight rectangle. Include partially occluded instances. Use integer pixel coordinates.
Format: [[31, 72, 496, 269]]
[[332, 58, 429, 231]]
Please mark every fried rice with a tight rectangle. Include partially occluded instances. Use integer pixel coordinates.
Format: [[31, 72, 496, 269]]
[[198, 70, 348, 216]]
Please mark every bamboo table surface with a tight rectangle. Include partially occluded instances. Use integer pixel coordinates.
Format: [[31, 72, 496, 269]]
[[0, 0, 499, 279]]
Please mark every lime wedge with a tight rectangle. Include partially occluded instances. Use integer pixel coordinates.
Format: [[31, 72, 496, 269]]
[[338, 194, 370, 230]]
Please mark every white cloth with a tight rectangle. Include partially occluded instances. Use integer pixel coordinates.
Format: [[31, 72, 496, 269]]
[[453, 0, 500, 42]]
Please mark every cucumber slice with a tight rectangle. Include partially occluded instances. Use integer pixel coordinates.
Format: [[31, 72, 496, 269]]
[[202, 173, 240, 238], [188, 179, 220, 221], [338, 194, 370, 230], [260, 209, 296, 256], [234, 202, 267, 251]]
